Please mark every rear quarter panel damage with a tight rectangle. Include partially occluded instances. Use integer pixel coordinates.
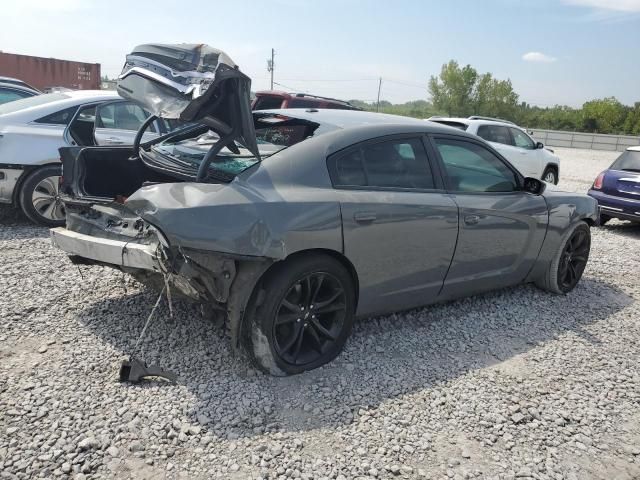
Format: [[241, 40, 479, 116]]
[[525, 190, 598, 283]]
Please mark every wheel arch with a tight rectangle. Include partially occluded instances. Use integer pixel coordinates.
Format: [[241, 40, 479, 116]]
[[12, 162, 62, 205], [231, 248, 360, 349]]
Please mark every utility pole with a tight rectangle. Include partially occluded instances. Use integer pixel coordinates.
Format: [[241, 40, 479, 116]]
[[267, 48, 275, 90], [376, 77, 382, 112]]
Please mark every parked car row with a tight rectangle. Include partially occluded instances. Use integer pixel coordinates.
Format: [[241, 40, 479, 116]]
[[38, 43, 603, 377]]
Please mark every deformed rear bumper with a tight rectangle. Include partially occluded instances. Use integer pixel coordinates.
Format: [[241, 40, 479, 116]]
[[50, 227, 162, 272]]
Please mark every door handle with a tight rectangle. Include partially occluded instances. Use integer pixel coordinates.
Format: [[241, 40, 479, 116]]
[[464, 214, 480, 225], [104, 137, 124, 144], [354, 212, 377, 223]]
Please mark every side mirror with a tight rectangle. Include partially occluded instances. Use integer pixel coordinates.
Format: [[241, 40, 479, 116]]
[[523, 177, 546, 195], [535, 141, 544, 149]]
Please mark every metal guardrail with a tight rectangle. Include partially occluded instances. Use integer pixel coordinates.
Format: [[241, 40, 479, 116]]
[[530, 129, 640, 152]]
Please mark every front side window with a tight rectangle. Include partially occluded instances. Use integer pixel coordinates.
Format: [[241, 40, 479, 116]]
[[477, 125, 513, 146], [97, 102, 148, 131], [510, 128, 535, 149], [331, 138, 435, 189], [434, 138, 518, 193]]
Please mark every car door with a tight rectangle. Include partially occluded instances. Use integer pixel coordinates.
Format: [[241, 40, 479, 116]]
[[476, 124, 535, 177], [93, 101, 160, 145], [429, 134, 548, 299], [509, 127, 543, 178], [328, 135, 459, 317]]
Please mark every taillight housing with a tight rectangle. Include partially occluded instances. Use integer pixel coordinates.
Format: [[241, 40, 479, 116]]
[[593, 172, 605, 190]]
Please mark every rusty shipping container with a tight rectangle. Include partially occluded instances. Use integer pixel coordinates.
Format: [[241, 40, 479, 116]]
[[0, 52, 101, 91]]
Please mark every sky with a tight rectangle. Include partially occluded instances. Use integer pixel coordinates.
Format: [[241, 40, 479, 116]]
[[1, 0, 639, 107]]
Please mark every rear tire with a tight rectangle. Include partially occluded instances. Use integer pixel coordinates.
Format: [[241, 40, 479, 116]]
[[242, 254, 356, 376], [536, 221, 590, 294], [19, 165, 66, 227], [542, 166, 558, 185]]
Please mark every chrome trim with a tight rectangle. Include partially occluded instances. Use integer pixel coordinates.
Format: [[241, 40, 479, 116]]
[[119, 66, 198, 96], [600, 206, 623, 212], [50, 227, 161, 271]]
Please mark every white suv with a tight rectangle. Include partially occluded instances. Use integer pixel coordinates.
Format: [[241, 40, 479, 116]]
[[428, 116, 560, 184]]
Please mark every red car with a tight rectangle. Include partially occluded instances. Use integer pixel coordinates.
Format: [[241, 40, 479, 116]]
[[252, 90, 360, 111]]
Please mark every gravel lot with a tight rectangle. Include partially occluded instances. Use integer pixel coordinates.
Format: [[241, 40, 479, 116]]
[[1, 147, 639, 480]]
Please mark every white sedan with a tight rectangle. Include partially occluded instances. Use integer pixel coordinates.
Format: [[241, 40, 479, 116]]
[[0, 90, 171, 226]]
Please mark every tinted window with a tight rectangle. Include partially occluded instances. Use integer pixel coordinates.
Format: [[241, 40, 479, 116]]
[[0, 88, 32, 105], [611, 150, 640, 172], [332, 138, 435, 189], [477, 125, 513, 145], [0, 92, 70, 115], [253, 96, 284, 110], [435, 138, 518, 193], [289, 99, 320, 108], [34, 106, 79, 125], [510, 128, 535, 149]]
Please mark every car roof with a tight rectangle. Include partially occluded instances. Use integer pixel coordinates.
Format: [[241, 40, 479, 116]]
[[0, 82, 39, 94], [261, 108, 458, 131], [254, 109, 479, 158], [429, 116, 524, 129]]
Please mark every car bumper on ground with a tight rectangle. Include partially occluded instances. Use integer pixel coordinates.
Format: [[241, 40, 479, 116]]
[[588, 189, 640, 223], [0, 167, 24, 204], [50, 227, 162, 272]]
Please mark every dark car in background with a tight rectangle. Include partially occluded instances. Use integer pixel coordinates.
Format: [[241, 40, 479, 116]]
[[252, 90, 360, 111], [588, 146, 640, 225]]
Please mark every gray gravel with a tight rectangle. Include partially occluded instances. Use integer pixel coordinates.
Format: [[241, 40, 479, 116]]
[[1, 147, 639, 480]]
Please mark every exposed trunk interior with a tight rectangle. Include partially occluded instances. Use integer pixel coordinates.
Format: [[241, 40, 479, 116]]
[[61, 146, 180, 200]]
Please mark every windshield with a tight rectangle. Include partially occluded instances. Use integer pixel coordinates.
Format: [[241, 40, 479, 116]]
[[151, 114, 331, 176], [0, 93, 69, 116], [611, 150, 640, 172]]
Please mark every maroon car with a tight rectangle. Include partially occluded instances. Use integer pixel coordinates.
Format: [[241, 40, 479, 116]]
[[252, 90, 360, 111]]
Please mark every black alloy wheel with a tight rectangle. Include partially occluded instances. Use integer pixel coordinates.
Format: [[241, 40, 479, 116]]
[[273, 272, 347, 367], [557, 227, 590, 291]]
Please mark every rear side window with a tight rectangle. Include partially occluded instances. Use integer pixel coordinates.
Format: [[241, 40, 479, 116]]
[[96, 102, 148, 131], [611, 150, 640, 172], [434, 138, 518, 193], [330, 138, 435, 190], [34, 106, 79, 125], [477, 125, 513, 146], [253, 96, 284, 110], [289, 98, 320, 108]]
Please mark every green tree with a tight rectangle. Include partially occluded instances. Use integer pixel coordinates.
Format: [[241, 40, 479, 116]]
[[581, 97, 627, 133], [623, 102, 640, 135], [428, 61, 477, 116], [428, 60, 518, 119]]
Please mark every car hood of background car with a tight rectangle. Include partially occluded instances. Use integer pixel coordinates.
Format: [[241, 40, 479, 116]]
[[117, 43, 259, 159]]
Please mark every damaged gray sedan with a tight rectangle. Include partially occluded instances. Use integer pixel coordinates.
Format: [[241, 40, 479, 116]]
[[51, 44, 598, 375]]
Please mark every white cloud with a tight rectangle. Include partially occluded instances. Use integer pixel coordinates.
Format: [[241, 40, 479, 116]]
[[522, 52, 557, 63], [563, 0, 640, 12]]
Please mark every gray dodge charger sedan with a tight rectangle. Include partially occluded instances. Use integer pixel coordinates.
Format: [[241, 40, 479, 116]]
[[51, 44, 598, 375]]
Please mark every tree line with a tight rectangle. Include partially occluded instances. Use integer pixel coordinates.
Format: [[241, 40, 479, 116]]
[[350, 60, 640, 136]]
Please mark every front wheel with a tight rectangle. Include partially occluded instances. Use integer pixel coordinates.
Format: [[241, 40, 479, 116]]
[[19, 165, 66, 227], [242, 254, 356, 376], [542, 167, 558, 185], [536, 221, 591, 294]]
